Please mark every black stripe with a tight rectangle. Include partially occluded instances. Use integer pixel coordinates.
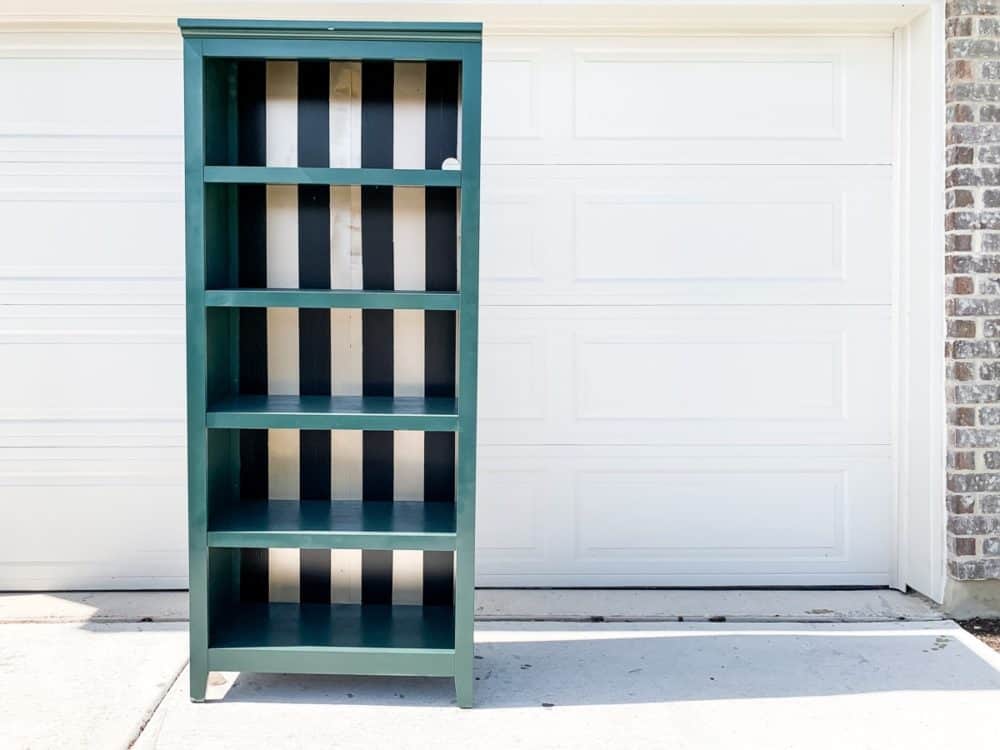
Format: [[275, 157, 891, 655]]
[[423, 432, 455, 605], [238, 430, 268, 601], [361, 431, 393, 603], [237, 60, 267, 167], [424, 189, 458, 294], [297, 60, 330, 169], [360, 61, 395, 604], [297, 60, 333, 604], [424, 61, 459, 170], [236, 60, 269, 602], [299, 430, 331, 602], [361, 61, 394, 170], [423, 61, 460, 606]]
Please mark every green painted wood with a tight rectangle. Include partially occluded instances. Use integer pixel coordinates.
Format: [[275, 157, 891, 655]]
[[210, 602, 455, 650], [205, 289, 460, 310], [179, 19, 481, 32], [198, 38, 473, 62], [204, 165, 461, 187], [179, 18, 481, 42], [208, 499, 457, 550], [206, 394, 459, 431], [182, 17, 481, 706], [454, 43, 484, 710], [208, 648, 455, 677], [182, 36, 210, 704]]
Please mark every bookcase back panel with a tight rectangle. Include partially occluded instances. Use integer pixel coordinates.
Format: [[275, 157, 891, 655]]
[[206, 59, 461, 607]]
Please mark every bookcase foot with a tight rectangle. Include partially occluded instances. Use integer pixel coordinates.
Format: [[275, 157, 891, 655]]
[[190, 665, 208, 703], [455, 670, 474, 708]]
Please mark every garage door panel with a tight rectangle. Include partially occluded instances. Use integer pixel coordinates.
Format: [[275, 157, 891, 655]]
[[0, 310, 185, 422], [0, 448, 187, 590], [480, 165, 893, 306], [477, 446, 892, 586], [0, 56, 182, 138], [484, 36, 891, 165], [573, 54, 839, 141], [0, 189, 183, 279], [576, 469, 845, 557], [479, 306, 891, 446], [478, 333, 548, 422], [576, 336, 842, 422], [475, 463, 552, 568]]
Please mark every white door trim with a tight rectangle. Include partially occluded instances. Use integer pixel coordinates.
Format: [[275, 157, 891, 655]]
[[891, 2, 947, 601]]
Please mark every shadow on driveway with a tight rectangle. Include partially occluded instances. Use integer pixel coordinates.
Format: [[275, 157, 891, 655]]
[[210, 621, 1000, 708]]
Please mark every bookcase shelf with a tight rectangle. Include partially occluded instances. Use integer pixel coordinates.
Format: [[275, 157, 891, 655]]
[[206, 394, 459, 430], [209, 602, 456, 675], [182, 18, 481, 707], [203, 165, 462, 187], [204, 289, 461, 310], [209, 499, 457, 551]]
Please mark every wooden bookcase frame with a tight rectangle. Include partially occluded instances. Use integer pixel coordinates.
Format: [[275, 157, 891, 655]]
[[179, 19, 482, 707]]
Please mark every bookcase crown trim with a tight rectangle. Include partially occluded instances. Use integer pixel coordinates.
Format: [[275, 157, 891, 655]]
[[178, 18, 483, 42]]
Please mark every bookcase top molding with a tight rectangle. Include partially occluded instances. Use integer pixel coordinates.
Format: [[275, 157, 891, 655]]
[[178, 18, 483, 42]]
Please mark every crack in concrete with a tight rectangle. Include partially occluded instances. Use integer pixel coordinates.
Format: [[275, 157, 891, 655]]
[[127, 659, 188, 750]]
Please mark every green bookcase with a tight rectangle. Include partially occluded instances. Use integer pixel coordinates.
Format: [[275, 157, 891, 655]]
[[179, 19, 482, 707]]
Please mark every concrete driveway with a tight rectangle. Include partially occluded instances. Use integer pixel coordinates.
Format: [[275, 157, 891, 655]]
[[2, 591, 998, 750]]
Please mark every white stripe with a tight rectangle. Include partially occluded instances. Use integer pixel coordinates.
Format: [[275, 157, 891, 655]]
[[329, 61, 364, 603], [266, 60, 300, 603], [330, 430, 363, 604], [393, 63, 426, 171], [330, 62, 361, 170], [391, 62, 428, 605], [264, 186, 300, 400], [267, 429, 300, 602], [455, 69, 462, 168], [266, 61, 298, 169]]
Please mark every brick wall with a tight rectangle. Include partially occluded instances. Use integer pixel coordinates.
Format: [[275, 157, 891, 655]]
[[946, 0, 1000, 580]]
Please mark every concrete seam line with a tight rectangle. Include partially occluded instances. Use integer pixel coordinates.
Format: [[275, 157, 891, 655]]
[[0, 616, 190, 625], [472, 615, 948, 623], [0, 615, 946, 624], [126, 658, 188, 750]]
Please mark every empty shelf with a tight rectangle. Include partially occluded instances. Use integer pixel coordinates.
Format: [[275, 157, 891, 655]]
[[203, 166, 461, 187], [206, 395, 459, 431], [208, 499, 456, 550], [204, 289, 460, 310], [208, 602, 456, 676]]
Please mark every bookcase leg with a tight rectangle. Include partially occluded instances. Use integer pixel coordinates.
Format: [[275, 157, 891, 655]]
[[190, 662, 208, 703], [455, 666, 474, 709]]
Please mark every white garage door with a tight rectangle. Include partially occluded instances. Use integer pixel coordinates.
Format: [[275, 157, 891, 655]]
[[0, 29, 895, 591], [475, 35, 895, 586]]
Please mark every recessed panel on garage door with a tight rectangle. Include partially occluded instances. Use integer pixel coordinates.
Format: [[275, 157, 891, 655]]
[[0, 312, 185, 423], [480, 165, 892, 306], [483, 36, 892, 165], [0, 57, 181, 137], [0, 449, 187, 589], [476, 446, 892, 587], [479, 306, 891, 446]]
